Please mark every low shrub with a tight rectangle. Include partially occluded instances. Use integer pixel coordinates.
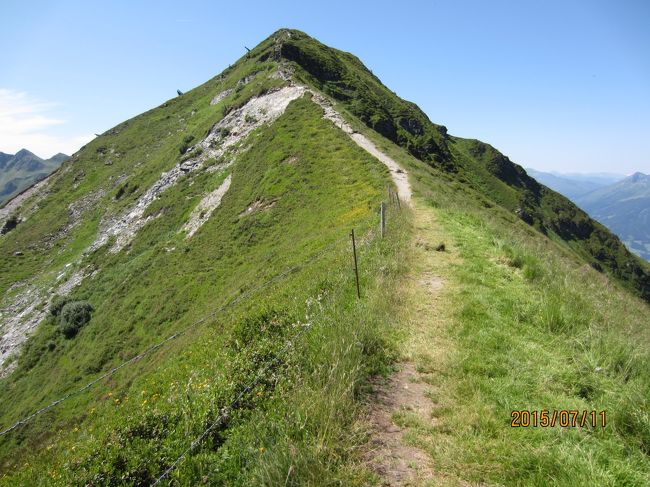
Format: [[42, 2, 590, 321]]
[[60, 301, 94, 339], [49, 295, 71, 317], [0, 214, 20, 235]]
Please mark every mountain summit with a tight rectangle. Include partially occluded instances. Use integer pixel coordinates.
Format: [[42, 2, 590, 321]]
[[0, 29, 648, 485], [0, 149, 69, 206]]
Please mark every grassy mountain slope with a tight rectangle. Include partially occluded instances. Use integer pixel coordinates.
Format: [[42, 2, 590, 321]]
[[345, 122, 650, 485], [0, 150, 68, 206], [0, 28, 648, 486], [0, 57, 395, 478], [276, 30, 649, 302]]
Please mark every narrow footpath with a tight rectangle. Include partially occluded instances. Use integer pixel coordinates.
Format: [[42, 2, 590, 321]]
[[312, 91, 471, 485]]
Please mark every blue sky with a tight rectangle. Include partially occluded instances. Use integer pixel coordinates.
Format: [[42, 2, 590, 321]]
[[1, 0, 648, 174]]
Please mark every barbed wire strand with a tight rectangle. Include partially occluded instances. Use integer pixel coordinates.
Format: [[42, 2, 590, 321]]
[[0, 233, 349, 437], [150, 223, 384, 484], [152, 321, 314, 486]]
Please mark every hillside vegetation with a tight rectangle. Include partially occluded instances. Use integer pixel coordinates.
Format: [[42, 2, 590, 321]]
[[366, 132, 650, 484], [278, 31, 649, 302], [0, 29, 648, 486]]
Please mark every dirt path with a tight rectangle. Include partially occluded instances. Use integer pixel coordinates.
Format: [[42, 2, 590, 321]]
[[309, 91, 412, 204], [309, 95, 452, 484], [307, 97, 450, 483], [363, 200, 471, 486], [307, 94, 457, 485], [364, 363, 437, 485]]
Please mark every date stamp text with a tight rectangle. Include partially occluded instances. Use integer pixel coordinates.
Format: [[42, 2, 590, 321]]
[[511, 410, 606, 428]]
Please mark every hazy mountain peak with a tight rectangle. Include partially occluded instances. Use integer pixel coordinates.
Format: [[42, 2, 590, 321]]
[[13, 148, 39, 159], [627, 171, 648, 183], [47, 153, 70, 163]]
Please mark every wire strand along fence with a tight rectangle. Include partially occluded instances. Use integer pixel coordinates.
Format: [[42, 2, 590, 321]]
[[152, 195, 402, 485], [0, 235, 346, 438]]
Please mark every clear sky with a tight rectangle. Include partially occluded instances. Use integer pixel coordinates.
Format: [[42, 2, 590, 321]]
[[1, 0, 648, 174]]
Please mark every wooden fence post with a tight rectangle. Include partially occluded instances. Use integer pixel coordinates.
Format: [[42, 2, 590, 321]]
[[380, 202, 386, 238], [350, 229, 361, 299]]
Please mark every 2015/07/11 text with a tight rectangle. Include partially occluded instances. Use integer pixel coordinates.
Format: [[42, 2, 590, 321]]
[[511, 410, 606, 428]]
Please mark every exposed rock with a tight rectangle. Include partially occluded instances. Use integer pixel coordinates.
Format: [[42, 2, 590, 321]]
[[0, 269, 86, 377], [91, 85, 307, 253], [183, 174, 232, 238], [238, 198, 277, 218], [237, 75, 255, 86], [210, 88, 233, 106]]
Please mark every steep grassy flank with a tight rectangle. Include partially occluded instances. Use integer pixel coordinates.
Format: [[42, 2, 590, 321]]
[[2, 209, 409, 486], [274, 29, 649, 302], [451, 138, 650, 300], [0, 57, 282, 296], [0, 88, 400, 482]]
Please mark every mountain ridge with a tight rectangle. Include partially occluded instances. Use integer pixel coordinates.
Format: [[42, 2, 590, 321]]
[[0, 28, 648, 485], [267, 30, 649, 299], [524, 167, 625, 200]]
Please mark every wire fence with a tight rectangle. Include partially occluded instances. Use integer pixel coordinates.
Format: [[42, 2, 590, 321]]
[[0, 233, 350, 438], [152, 320, 315, 485]]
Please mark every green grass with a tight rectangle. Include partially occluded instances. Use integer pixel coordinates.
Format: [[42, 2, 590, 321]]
[[1, 209, 410, 485], [369, 127, 650, 484], [420, 206, 650, 486], [273, 29, 649, 302], [332, 110, 650, 485]]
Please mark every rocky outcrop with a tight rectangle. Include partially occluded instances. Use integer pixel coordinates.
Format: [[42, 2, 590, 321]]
[[183, 174, 232, 238], [92, 85, 307, 253]]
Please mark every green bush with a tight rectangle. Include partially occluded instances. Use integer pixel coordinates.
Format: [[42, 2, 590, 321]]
[[49, 295, 71, 317], [60, 301, 94, 339], [0, 214, 20, 235]]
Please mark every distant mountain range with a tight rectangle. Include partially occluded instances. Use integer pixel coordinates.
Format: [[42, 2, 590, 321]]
[[0, 149, 68, 207], [527, 168, 650, 260], [525, 168, 625, 200], [576, 172, 650, 260]]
